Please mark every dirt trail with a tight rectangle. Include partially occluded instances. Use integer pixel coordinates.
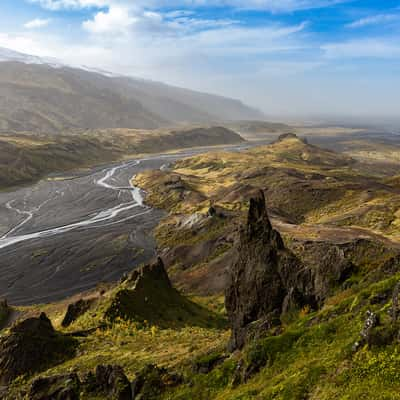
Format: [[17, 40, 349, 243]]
[[272, 218, 400, 249]]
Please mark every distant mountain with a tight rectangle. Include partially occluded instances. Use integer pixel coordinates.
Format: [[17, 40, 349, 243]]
[[0, 47, 63, 67], [0, 47, 264, 133]]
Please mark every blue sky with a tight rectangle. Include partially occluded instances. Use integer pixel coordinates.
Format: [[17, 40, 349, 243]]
[[0, 0, 399, 120]]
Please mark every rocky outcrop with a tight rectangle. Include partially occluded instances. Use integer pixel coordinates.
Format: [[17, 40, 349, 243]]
[[89, 365, 132, 400], [0, 298, 10, 328], [391, 282, 400, 323], [288, 239, 399, 305], [225, 190, 315, 350], [0, 313, 77, 384], [380, 254, 400, 278], [132, 364, 181, 400], [106, 257, 210, 327], [28, 373, 80, 400], [27, 364, 131, 400], [311, 246, 354, 305], [275, 132, 306, 143], [62, 298, 95, 328], [122, 256, 173, 290]]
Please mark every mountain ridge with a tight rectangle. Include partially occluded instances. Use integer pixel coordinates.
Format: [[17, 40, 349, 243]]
[[0, 47, 264, 133]]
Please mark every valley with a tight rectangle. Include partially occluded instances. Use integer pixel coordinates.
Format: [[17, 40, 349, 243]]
[[0, 142, 254, 304], [0, 126, 246, 190], [2, 129, 400, 399], [1, 2, 400, 396]]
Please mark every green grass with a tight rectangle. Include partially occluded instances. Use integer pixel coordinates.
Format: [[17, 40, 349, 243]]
[[5, 255, 400, 400], [154, 271, 400, 400]]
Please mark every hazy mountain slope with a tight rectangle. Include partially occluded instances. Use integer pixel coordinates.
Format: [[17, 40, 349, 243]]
[[0, 47, 60, 66], [0, 48, 264, 133], [113, 76, 264, 123], [0, 62, 166, 132]]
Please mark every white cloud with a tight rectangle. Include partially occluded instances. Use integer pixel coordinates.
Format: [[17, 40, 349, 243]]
[[29, 0, 350, 13], [82, 5, 242, 38], [83, 6, 136, 34], [28, 0, 110, 10], [24, 18, 52, 29], [7, 0, 398, 119], [165, 10, 195, 19], [322, 38, 400, 58], [346, 13, 399, 28], [190, 0, 350, 12]]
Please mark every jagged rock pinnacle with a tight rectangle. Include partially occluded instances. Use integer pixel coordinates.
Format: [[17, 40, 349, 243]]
[[225, 190, 310, 350]]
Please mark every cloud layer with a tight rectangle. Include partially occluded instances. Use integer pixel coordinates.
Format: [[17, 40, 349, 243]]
[[1, 0, 399, 121]]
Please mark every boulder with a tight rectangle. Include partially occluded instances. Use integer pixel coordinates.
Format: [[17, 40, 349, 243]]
[[0, 313, 77, 384], [360, 310, 380, 342], [61, 298, 95, 328], [352, 310, 391, 351], [93, 365, 131, 400], [132, 364, 181, 400], [225, 190, 315, 350], [28, 373, 80, 400]]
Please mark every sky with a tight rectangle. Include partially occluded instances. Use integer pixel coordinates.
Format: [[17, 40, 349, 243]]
[[0, 0, 399, 121]]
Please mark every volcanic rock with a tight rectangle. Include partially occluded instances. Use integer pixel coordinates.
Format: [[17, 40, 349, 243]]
[[28, 373, 80, 400], [225, 190, 315, 350], [92, 365, 131, 400], [0, 313, 77, 384], [0, 298, 10, 328], [105, 257, 206, 327], [61, 298, 95, 328], [132, 364, 181, 400], [312, 246, 354, 305]]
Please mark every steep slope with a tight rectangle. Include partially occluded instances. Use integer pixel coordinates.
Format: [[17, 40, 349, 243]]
[[2, 136, 400, 398], [0, 48, 264, 133], [2, 197, 400, 399], [134, 133, 400, 298], [225, 190, 311, 350], [114, 76, 264, 124], [0, 62, 165, 132], [0, 258, 228, 399]]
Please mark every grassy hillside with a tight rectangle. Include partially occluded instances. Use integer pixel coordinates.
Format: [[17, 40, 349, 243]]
[[2, 134, 400, 399], [0, 60, 263, 133], [0, 126, 243, 190], [134, 133, 400, 295]]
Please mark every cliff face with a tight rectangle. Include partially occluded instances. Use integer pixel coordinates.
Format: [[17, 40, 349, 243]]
[[225, 191, 315, 350]]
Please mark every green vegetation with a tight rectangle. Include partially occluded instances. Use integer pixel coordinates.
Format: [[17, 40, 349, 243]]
[[137, 134, 400, 246], [155, 273, 400, 400], [5, 266, 400, 399], [0, 126, 243, 190], [3, 134, 400, 398]]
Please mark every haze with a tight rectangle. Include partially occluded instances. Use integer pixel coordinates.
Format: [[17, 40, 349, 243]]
[[0, 0, 399, 123]]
